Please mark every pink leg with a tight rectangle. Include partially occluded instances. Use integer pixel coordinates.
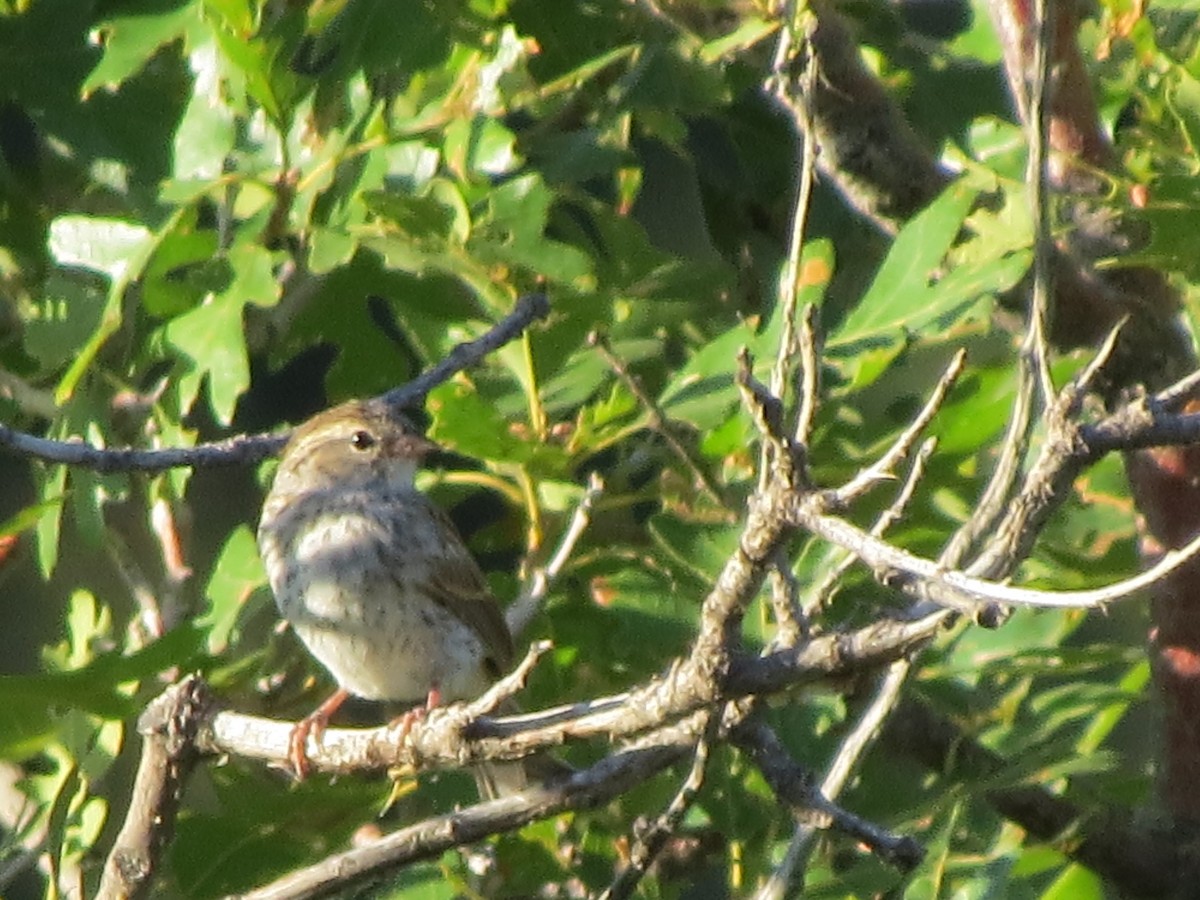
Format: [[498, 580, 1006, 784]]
[[289, 686, 350, 780], [389, 685, 442, 744]]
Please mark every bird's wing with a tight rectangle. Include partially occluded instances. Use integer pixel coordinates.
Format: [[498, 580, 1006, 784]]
[[385, 492, 515, 673]]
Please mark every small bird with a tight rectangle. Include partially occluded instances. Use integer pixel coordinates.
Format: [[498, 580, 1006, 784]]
[[257, 398, 525, 796]]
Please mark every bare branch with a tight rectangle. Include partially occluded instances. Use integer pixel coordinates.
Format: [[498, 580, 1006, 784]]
[[731, 716, 923, 870], [939, 342, 1039, 569], [230, 734, 693, 900], [378, 292, 550, 410], [793, 305, 822, 449], [0, 427, 287, 474], [1026, 0, 1058, 406], [588, 331, 726, 506], [1153, 366, 1200, 411], [197, 607, 945, 778], [762, 659, 914, 898], [0, 293, 551, 473], [795, 496, 1200, 613], [507, 472, 604, 639], [769, 7, 820, 404], [1084, 405, 1200, 457], [600, 711, 719, 900], [808, 438, 936, 618], [737, 348, 798, 492], [465, 641, 554, 717], [768, 548, 808, 648], [98, 677, 213, 900], [1067, 316, 1128, 414], [835, 351, 964, 505]]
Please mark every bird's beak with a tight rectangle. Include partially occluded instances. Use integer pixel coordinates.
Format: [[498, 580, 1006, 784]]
[[388, 431, 440, 460]]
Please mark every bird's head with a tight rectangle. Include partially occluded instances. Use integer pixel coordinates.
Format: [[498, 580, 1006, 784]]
[[271, 399, 436, 495]]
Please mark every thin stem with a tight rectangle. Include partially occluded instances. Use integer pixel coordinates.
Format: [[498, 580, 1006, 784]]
[[588, 331, 727, 507]]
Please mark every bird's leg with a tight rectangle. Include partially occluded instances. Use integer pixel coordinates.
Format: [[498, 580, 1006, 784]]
[[389, 684, 442, 745], [383, 686, 443, 811], [289, 686, 350, 780]]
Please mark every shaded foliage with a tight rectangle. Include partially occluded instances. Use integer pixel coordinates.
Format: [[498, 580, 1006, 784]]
[[0, 0, 1198, 897]]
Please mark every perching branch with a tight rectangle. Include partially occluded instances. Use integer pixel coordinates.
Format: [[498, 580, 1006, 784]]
[[97, 677, 214, 900]]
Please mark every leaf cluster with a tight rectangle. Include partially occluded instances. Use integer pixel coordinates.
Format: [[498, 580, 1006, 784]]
[[0, 1, 1197, 898]]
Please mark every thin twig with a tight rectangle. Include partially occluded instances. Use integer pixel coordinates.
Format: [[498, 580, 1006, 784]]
[[736, 349, 794, 488], [0, 294, 551, 473], [731, 716, 923, 870], [964, 324, 1133, 584], [764, 5, 819, 491], [0, 368, 57, 419], [795, 497, 1200, 613], [946, 0, 1057, 570], [588, 331, 726, 506], [1154, 365, 1200, 411], [1066, 317, 1127, 415], [807, 438, 936, 618], [835, 351, 964, 504], [106, 526, 166, 648], [1027, 0, 1058, 405], [463, 641, 555, 718], [793, 305, 822, 449], [767, 441, 935, 892], [769, 11, 819, 402], [379, 292, 551, 409], [758, 659, 914, 898], [940, 340, 1038, 568], [507, 472, 605, 639], [600, 710, 720, 900]]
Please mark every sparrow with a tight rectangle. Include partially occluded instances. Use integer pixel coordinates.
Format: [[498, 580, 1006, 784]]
[[257, 398, 526, 797]]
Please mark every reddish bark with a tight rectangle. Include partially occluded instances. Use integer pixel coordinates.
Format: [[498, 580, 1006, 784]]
[[990, 0, 1200, 820]]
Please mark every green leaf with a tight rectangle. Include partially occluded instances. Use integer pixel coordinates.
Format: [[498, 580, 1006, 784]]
[[1040, 863, 1103, 900], [0, 624, 206, 758], [23, 272, 108, 373], [571, 382, 639, 454], [364, 189, 460, 241], [163, 291, 250, 424], [700, 16, 778, 62], [48, 216, 153, 280], [173, 41, 237, 180], [649, 515, 740, 585], [50, 210, 185, 403], [901, 798, 958, 899], [659, 239, 834, 429], [444, 115, 519, 177], [225, 243, 281, 308], [1121, 175, 1200, 280], [428, 380, 567, 472], [141, 226, 228, 318], [0, 497, 64, 539], [35, 461, 68, 577], [200, 525, 267, 654], [209, 11, 304, 126], [828, 180, 981, 351], [81, 0, 198, 97], [1168, 67, 1200, 159]]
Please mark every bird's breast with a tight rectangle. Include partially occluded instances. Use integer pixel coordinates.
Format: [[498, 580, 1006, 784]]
[[258, 489, 491, 703]]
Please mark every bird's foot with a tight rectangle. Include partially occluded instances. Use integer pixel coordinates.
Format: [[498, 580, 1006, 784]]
[[289, 686, 351, 780], [388, 685, 442, 746]]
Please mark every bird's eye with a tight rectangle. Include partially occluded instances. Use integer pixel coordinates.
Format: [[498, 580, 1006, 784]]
[[350, 430, 376, 451]]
